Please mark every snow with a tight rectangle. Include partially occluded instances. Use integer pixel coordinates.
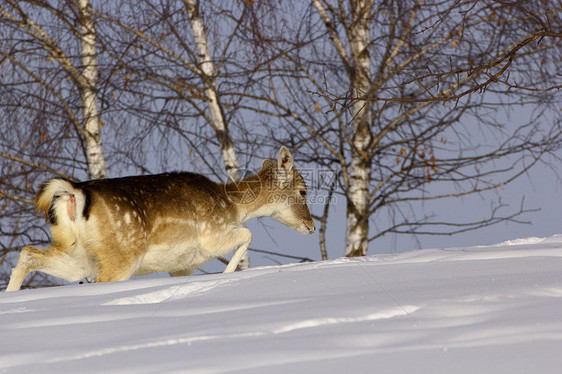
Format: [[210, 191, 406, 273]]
[[1, 235, 562, 373]]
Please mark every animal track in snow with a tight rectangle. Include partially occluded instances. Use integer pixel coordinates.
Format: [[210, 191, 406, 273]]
[[272, 305, 420, 334], [104, 278, 231, 305]]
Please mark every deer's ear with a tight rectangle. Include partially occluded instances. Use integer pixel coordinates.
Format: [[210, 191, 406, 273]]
[[261, 159, 275, 170], [277, 146, 294, 172]]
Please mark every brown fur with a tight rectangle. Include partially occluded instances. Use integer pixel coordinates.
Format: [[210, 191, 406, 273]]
[[6, 147, 315, 291]]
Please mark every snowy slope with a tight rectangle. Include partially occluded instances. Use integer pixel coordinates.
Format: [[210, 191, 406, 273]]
[[1, 235, 562, 373]]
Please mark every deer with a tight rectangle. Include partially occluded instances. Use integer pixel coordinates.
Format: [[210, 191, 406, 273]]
[[6, 146, 315, 291]]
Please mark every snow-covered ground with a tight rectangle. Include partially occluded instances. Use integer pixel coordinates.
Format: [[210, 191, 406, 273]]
[[1, 235, 562, 373]]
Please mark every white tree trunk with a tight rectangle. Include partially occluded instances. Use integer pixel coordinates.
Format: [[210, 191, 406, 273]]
[[184, 0, 241, 183], [184, 0, 248, 268], [312, 0, 373, 256], [78, 0, 106, 180], [345, 0, 374, 257]]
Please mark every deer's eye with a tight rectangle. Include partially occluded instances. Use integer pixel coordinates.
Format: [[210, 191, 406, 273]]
[[299, 190, 307, 197]]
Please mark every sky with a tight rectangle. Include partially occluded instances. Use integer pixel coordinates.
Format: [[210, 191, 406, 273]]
[[210, 145, 561, 275]]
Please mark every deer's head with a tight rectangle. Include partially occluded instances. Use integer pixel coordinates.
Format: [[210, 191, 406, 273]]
[[262, 147, 315, 235]]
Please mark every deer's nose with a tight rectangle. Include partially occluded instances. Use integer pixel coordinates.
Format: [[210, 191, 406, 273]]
[[306, 222, 315, 234]]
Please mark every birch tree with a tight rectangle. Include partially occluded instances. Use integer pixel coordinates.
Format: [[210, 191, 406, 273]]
[[184, 0, 240, 183], [0, 0, 106, 179], [0, 0, 108, 287], [232, 0, 562, 257], [311, 0, 375, 256], [77, 0, 105, 179]]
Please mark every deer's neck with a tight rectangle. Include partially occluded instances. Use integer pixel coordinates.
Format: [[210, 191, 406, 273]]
[[224, 168, 275, 224]]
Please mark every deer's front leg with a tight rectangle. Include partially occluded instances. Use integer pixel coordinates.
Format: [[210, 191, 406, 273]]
[[223, 227, 252, 273]]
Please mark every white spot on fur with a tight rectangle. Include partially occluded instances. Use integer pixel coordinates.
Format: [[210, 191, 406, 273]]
[[124, 213, 131, 225]]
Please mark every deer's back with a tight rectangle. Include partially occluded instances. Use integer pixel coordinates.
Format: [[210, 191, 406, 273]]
[[80, 172, 232, 223]]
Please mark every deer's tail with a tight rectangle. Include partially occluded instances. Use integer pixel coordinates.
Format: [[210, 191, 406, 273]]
[[35, 179, 84, 224]]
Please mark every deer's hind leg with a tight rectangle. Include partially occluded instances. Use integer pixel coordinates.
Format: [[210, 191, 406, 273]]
[[94, 243, 147, 283], [6, 244, 92, 292], [170, 269, 195, 277], [96, 262, 139, 283]]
